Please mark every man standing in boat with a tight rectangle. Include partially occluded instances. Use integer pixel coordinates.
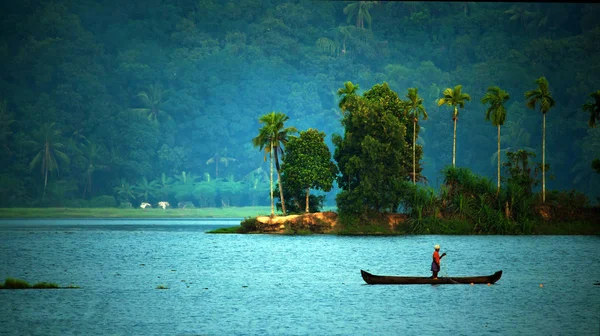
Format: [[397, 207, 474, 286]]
[[431, 245, 446, 279]]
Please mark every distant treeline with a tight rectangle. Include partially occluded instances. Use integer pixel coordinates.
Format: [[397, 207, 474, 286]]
[[0, 1, 599, 208]]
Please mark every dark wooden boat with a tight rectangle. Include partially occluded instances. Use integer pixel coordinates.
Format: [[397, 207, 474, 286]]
[[361, 269, 502, 285]]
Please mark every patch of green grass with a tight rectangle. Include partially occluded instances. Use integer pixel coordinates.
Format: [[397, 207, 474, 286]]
[[156, 285, 169, 290], [207, 226, 241, 233]]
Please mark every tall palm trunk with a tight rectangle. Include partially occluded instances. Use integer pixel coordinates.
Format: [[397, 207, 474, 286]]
[[452, 106, 458, 167], [305, 187, 310, 213], [273, 148, 287, 215], [542, 113, 546, 203], [497, 125, 501, 194], [413, 119, 417, 184], [269, 142, 274, 217]]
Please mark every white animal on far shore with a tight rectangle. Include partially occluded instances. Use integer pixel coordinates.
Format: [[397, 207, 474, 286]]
[[158, 201, 170, 210], [140, 202, 151, 209]]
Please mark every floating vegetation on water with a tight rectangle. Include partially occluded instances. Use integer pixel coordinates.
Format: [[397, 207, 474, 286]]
[[156, 285, 169, 290], [0, 277, 75, 289]]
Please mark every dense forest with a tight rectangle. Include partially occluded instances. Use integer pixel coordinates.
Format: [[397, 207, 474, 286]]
[[0, 1, 598, 208]]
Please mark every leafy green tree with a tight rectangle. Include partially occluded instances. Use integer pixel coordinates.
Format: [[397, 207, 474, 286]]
[[344, 1, 377, 29], [437, 85, 471, 167], [525, 76, 555, 203], [280, 129, 337, 213], [482, 86, 510, 193], [333, 82, 412, 217], [582, 90, 600, 128], [404, 88, 427, 185], [28, 122, 70, 199], [252, 112, 297, 216]]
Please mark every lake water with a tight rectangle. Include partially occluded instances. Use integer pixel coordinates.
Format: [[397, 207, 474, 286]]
[[0, 219, 598, 335]]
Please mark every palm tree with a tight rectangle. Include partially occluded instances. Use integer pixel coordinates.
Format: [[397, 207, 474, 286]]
[[404, 88, 428, 184], [525, 76, 555, 203], [437, 85, 471, 167], [344, 1, 377, 29], [481, 86, 510, 193], [133, 177, 159, 202], [206, 148, 237, 179], [337, 81, 360, 115], [0, 100, 14, 155], [252, 112, 297, 216], [114, 179, 135, 204], [131, 82, 169, 126], [28, 122, 70, 198], [582, 90, 600, 128]]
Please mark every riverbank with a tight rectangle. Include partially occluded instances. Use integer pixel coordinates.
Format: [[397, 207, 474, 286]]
[[0, 207, 274, 219], [209, 210, 600, 235]]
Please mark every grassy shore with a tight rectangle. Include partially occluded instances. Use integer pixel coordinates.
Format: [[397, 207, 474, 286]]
[[0, 207, 276, 219]]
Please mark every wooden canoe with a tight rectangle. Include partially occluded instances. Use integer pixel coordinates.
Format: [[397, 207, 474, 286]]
[[361, 269, 503, 285]]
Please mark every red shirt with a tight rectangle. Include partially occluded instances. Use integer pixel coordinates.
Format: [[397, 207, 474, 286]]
[[433, 250, 440, 265]]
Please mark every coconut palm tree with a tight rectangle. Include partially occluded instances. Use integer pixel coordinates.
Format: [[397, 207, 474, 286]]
[[205, 148, 237, 179], [134, 176, 159, 202], [131, 82, 169, 126], [525, 76, 555, 203], [337, 81, 360, 115], [252, 112, 297, 216], [482, 86, 510, 193], [114, 179, 135, 204], [582, 90, 600, 128], [28, 122, 70, 198], [344, 1, 377, 29], [404, 88, 428, 184], [437, 85, 471, 167]]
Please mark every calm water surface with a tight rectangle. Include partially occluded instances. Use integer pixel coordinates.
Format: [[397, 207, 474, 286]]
[[0, 219, 598, 335]]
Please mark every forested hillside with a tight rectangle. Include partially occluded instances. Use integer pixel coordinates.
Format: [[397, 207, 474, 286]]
[[0, 1, 598, 208]]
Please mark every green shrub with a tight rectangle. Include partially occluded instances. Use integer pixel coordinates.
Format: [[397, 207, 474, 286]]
[[3, 277, 31, 289], [90, 195, 117, 208], [32, 282, 59, 289], [118, 201, 133, 209], [239, 217, 260, 233]]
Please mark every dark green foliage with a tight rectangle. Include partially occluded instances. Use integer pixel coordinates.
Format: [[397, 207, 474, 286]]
[[3, 277, 30, 289], [239, 217, 261, 233], [32, 282, 59, 289], [503, 149, 546, 196], [333, 82, 414, 217], [278, 129, 337, 213], [593, 159, 600, 174]]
